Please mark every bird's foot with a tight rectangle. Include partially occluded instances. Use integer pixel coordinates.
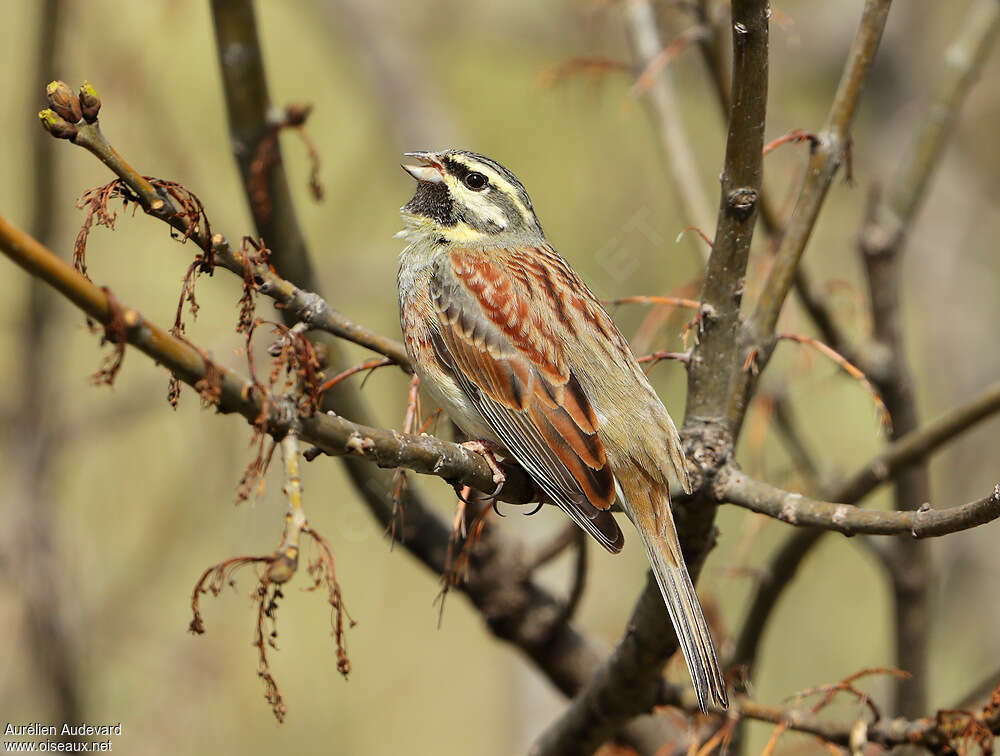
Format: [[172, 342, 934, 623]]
[[459, 439, 507, 499]]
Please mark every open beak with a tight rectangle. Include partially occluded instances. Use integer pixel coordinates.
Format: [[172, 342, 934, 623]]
[[401, 152, 444, 183]]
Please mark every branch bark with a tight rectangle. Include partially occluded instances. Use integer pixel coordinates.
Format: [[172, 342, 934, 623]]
[[684, 0, 768, 429]]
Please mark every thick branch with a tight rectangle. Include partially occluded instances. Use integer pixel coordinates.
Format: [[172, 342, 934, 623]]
[[684, 0, 768, 427]]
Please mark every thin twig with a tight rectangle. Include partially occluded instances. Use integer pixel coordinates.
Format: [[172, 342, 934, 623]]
[[316, 357, 394, 396], [776, 332, 891, 432], [605, 294, 702, 311], [49, 94, 410, 367]]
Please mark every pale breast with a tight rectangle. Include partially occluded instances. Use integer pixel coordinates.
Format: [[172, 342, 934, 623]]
[[398, 262, 499, 444]]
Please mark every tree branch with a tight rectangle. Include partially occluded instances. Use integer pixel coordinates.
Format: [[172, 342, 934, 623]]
[[853, 3, 1000, 698], [731, 691, 1000, 751], [716, 467, 1000, 538], [684, 0, 768, 428], [0, 211, 540, 504], [733, 0, 893, 432], [727, 1, 999, 713], [62, 114, 411, 367], [749, 0, 892, 335], [532, 4, 770, 753], [732, 379, 1000, 671], [691, 0, 862, 366]]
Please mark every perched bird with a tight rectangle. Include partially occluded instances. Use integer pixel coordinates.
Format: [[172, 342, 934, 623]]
[[396, 149, 727, 711]]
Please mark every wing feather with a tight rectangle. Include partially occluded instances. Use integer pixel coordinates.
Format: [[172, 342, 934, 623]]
[[429, 249, 623, 552]]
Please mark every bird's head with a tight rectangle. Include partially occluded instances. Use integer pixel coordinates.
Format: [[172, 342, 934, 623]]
[[399, 150, 543, 245]]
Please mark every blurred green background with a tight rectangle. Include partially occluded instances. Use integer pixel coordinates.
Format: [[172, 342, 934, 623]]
[[1, 1, 998, 753]]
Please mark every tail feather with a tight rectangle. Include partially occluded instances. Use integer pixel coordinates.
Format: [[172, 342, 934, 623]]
[[622, 479, 728, 712]]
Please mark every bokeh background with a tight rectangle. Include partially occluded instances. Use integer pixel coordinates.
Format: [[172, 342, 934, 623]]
[[1, 1, 998, 753]]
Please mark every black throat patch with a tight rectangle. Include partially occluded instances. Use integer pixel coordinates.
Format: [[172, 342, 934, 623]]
[[403, 181, 456, 226]]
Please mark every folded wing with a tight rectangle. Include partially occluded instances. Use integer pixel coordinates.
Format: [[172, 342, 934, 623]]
[[429, 248, 623, 552]]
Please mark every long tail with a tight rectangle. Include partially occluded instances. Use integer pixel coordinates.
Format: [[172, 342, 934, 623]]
[[619, 477, 728, 712]]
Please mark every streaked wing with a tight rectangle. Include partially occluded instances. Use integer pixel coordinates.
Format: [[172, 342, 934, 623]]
[[429, 247, 623, 552]]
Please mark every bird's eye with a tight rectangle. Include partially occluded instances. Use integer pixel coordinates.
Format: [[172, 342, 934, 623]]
[[464, 172, 488, 191]]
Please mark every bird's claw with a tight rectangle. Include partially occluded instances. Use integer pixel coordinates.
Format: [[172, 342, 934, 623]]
[[459, 440, 507, 498]]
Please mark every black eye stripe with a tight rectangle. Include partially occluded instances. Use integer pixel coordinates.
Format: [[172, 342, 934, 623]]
[[442, 156, 472, 181]]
